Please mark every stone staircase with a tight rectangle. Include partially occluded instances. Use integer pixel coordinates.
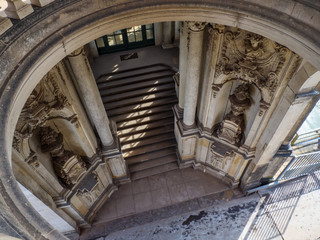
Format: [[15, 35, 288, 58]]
[[96, 63, 179, 180]]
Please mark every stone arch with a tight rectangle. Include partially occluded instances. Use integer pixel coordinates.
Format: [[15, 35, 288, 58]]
[[0, 1, 320, 239]]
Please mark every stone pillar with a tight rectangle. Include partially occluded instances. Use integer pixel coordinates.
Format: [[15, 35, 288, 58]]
[[178, 22, 189, 110], [162, 21, 173, 45], [174, 21, 180, 42], [183, 21, 206, 127], [68, 47, 114, 147], [154, 22, 163, 46], [88, 41, 99, 59]]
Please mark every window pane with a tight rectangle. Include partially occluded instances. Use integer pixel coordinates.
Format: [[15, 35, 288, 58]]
[[115, 34, 123, 44], [127, 27, 134, 33], [115, 30, 122, 34], [95, 37, 105, 48], [135, 31, 143, 41], [146, 29, 154, 39], [108, 36, 116, 46], [145, 24, 153, 29], [127, 32, 135, 42], [134, 25, 142, 31]]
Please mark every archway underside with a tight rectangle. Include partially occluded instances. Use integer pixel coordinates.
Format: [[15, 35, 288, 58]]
[[0, 1, 320, 239]]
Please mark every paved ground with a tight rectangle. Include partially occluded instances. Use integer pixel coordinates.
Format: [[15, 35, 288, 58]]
[[93, 168, 229, 225], [88, 171, 320, 240]]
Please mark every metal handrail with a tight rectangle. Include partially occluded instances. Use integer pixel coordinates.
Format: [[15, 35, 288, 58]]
[[291, 128, 320, 145]]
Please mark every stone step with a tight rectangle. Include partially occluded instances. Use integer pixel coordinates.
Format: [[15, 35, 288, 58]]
[[112, 105, 174, 123], [118, 120, 173, 137], [129, 153, 178, 173], [126, 147, 177, 165], [105, 90, 176, 111], [97, 71, 174, 90], [131, 162, 179, 180], [120, 125, 174, 144], [96, 63, 173, 84], [121, 132, 175, 151], [123, 140, 176, 158], [116, 111, 173, 130], [101, 83, 175, 103], [99, 76, 173, 97]]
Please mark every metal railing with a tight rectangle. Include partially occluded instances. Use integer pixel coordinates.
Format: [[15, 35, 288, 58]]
[[291, 128, 320, 146], [247, 151, 320, 194], [277, 151, 320, 181]]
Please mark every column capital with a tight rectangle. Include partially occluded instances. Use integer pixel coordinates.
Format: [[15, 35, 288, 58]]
[[68, 47, 85, 57], [186, 21, 207, 32]]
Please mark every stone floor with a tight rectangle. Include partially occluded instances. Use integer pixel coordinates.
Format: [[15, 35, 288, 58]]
[[81, 171, 320, 240], [93, 167, 229, 224], [91, 45, 179, 78]]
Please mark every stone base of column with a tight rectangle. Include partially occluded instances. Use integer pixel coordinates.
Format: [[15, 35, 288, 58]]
[[101, 120, 130, 184], [161, 42, 178, 49], [104, 154, 130, 185]]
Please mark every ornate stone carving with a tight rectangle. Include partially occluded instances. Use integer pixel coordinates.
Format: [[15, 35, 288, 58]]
[[39, 126, 87, 186], [208, 143, 233, 170], [186, 21, 207, 32], [14, 77, 71, 141], [213, 27, 290, 103], [217, 84, 251, 145]]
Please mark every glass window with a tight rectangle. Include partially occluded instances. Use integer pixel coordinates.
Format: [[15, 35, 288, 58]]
[[146, 29, 154, 40], [145, 24, 153, 29], [127, 32, 135, 42], [108, 36, 116, 46], [115, 34, 123, 44], [96, 37, 105, 48], [134, 25, 142, 31], [135, 31, 143, 41]]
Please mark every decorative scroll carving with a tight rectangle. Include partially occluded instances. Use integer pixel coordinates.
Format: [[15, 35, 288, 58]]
[[217, 84, 251, 145], [213, 27, 290, 103], [39, 126, 87, 186]]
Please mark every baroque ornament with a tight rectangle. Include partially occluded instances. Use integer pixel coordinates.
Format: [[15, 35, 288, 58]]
[[39, 126, 87, 186], [214, 27, 289, 103], [14, 76, 70, 140], [208, 143, 233, 171]]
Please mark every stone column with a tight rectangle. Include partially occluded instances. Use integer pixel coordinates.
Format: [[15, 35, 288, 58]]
[[68, 47, 114, 147], [154, 22, 163, 46], [178, 22, 189, 110], [162, 21, 173, 46], [183, 22, 207, 127]]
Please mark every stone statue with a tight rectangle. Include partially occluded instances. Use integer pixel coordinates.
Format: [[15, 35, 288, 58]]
[[217, 84, 251, 145]]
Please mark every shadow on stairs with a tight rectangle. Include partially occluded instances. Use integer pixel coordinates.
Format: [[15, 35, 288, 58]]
[[97, 63, 179, 180]]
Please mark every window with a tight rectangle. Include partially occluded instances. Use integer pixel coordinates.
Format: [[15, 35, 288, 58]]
[[95, 24, 155, 54]]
